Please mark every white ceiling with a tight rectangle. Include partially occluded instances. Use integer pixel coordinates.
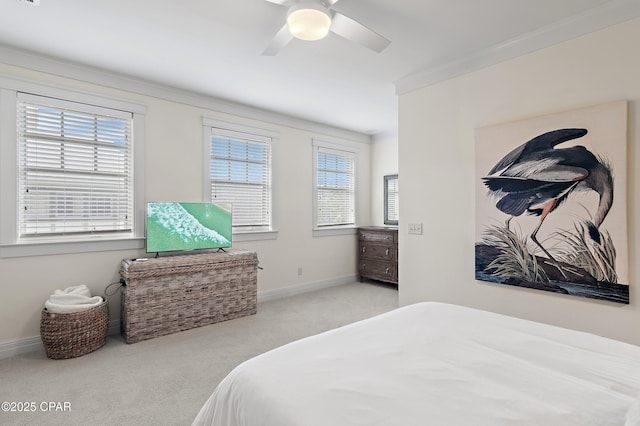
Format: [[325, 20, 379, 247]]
[[0, 0, 638, 138]]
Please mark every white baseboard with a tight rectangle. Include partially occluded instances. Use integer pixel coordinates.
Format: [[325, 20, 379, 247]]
[[0, 321, 122, 361], [108, 320, 120, 337], [0, 336, 44, 360], [0, 275, 357, 360], [257, 274, 356, 302]]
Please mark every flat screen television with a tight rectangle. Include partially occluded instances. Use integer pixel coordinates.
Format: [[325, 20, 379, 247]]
[[146, 202, 232, 254]]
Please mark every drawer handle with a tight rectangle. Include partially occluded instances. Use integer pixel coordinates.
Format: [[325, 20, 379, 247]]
[[385, 267, 390, 274], [362, 247, 366, 253], [385, 248, 390, 256]]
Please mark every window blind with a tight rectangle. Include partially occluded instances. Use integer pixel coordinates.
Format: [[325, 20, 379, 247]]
[[210, 129, 271, 229], [387, 177, 399, 222], [315, 146, 355, 227], [17, 93, 134, 238]]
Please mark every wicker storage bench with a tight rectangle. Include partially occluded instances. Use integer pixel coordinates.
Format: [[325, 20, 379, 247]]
[[120, 249, 258, 343]]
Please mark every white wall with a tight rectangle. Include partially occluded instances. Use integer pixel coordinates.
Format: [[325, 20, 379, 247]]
[[0, 61, 371, 347], [398, 17, 640, 345], [370, 133, 399, 226]]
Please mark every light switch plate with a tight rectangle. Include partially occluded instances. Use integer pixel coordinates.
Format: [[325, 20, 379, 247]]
[[408, 223, 423, 235]]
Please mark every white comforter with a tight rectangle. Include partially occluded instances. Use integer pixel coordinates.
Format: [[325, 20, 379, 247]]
[[193, 302, 640, 425]]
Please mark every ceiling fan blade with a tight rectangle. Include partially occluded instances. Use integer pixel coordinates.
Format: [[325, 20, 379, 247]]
[[262, 23, 294, 56], [324, 0, 341, 5], [263, 0, 290, 5], [330, 12, 391, 53]]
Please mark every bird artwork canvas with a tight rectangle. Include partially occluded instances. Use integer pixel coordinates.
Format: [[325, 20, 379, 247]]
[[475, 101, 629, 304]]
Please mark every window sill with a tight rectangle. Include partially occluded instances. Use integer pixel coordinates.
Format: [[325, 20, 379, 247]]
[[312, 227, 357, 237], [0, 237, 145, 258], [232, 230, 278, 242]]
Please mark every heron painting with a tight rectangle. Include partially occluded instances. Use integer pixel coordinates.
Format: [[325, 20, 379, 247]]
[[474, 101, 629, 304]]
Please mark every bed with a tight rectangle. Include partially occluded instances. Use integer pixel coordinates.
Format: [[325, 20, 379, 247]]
[[192, 302, 640, 426]]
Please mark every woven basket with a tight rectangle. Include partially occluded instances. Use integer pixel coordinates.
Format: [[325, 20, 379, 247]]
[[40, 298, 109, 359]]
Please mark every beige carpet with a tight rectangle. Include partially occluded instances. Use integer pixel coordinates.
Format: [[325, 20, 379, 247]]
[[0, 281, 398, 426]]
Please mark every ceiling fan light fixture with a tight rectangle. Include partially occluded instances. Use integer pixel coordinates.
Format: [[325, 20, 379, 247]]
[[287, 2, 332, 41]]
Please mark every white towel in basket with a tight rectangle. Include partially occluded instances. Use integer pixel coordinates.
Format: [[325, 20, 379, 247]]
[[44, 285, 103, 314]]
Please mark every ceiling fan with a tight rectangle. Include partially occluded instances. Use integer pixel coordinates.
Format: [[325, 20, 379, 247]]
[[262, 0, 391, 55]]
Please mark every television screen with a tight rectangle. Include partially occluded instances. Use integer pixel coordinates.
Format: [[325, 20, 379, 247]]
[[146, 202, 232, 253]]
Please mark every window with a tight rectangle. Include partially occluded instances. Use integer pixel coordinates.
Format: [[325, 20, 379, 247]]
[[313, 140, 357, 229], [204, 119, 275, 236], [384, 174, 398, 225], [17, 94, 133, 239], [0, 82, 145, 257]]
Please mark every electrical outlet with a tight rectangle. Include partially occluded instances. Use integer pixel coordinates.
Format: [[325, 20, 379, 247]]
[[408, 223, 423, 235]]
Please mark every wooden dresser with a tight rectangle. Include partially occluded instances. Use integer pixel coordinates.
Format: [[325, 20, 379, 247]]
[[358, 227, 398, 285]]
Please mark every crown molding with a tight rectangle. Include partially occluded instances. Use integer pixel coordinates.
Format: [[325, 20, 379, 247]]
[[395, 0, 640, 95]]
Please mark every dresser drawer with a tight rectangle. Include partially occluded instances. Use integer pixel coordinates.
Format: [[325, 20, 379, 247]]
[[358, 229, 397, 244], [359, 242, 397, 261], [358, 260, 397, 283]]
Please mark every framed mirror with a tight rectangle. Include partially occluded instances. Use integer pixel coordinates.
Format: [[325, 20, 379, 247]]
[[384, 174, 398, 225]]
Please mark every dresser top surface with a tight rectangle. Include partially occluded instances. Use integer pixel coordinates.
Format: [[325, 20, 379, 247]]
[[358, 226, 398, 231]]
